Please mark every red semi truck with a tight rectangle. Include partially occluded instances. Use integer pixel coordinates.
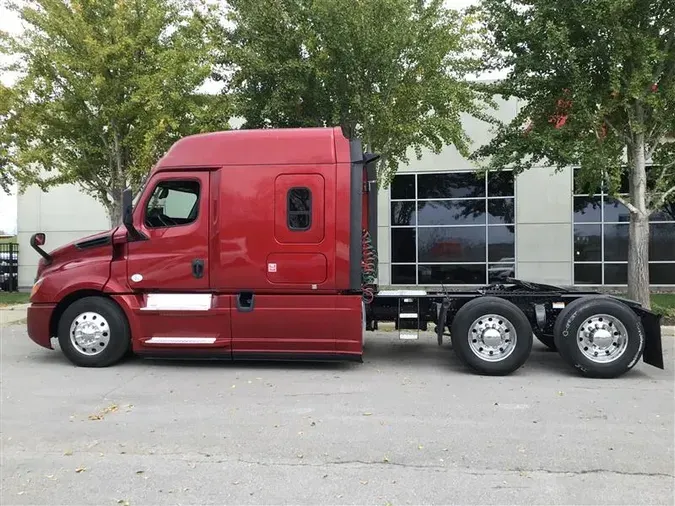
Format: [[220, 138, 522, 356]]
[[26, 127, 664, 378]]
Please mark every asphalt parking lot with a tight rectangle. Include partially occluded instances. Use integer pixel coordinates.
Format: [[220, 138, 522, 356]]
[[1, 323, 674, 506]]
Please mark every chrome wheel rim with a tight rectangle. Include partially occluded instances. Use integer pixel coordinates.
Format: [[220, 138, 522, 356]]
[[468, 314, 517, 362], [69, 312, 111, 356], [576, 314, 628, 363]]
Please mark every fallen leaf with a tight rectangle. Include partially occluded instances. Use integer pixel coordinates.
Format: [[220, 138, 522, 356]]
[[363, 412, 372, 416], [18, 491, 25, 496], [418, 445, 424, 450], [117, 500, 130, 506], [296, 454, 303, 459], [75, 467, 86, 473], [360, 480, 368, 485], [64, 450, 73, 456], [557, 391, 564, 396], [310, 421, 316, 427], [136, 470, 144, 475], [383, 456, 389, 463], [231, 385, 236, 389]]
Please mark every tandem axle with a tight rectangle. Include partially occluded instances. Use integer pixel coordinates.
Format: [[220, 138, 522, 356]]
[[365, 278, 664, 378]]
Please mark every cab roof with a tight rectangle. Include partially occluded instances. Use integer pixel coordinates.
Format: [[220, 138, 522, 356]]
[[153, 126, 352, 171]]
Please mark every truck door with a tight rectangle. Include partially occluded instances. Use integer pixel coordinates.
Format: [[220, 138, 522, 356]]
[[127, 171, 210, 291]]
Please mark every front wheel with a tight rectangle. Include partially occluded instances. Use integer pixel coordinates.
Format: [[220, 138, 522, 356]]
[[451, 297, 533, 376], [553, 296, 645, 378], [57, 296, 130, 367]]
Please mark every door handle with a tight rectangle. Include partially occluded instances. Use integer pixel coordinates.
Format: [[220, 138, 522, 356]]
[[192, 259, 204, 279], [236, 292, 255, 312]]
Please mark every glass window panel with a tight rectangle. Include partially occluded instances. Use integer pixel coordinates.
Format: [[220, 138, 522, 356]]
[[574, 263, 602, 284], [418, 227, 486, 263], [488, 225, 515, 262], [603, 198, 630, 223], [573, 168, 602, 196], [487, 171, 514, 197], [574, 224, 602, 262], [391, 175, 415, 199], [417, 200, 486, 226], [391, 228, 416, 263], [650, 204, 675, 222], [604, 224, 629, 261], [573, 196, 602, 222], [488, 263, 515, 283], [650, 223, 675, 261], [604, 263, 628, 285], [418, 264, 487, 285], [487, 198, 515, 225], [391, 202, 416, 226], [650, 263, 675, 285], [392, 264, 416, 284], [417, 173, 485, 199]]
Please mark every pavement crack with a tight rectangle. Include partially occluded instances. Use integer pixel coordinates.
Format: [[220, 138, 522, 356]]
[[517, 468, 674, 478]]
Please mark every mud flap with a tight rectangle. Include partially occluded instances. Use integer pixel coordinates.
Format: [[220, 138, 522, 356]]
[[635, 307, 664, 369]]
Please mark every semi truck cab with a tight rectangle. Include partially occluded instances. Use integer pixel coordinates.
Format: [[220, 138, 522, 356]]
[[25, 126, 664, 379], [27, 127, 378, 366]]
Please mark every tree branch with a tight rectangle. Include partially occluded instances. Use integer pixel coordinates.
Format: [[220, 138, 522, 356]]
[[613, 194, 641, 215], [604, 116, 632, 145], [650, 185, 675, 213]]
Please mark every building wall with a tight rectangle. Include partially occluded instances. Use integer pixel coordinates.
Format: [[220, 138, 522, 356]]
[[17, 184, 109, 287]]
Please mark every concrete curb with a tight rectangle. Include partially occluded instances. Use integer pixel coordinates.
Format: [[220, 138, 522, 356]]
[[663, 326, 675, 337], [0, 303, 29, 327]]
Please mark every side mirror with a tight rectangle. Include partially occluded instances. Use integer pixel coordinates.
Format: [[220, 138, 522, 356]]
[[122, 187, 133, 228], [121, 187, 144, 240]]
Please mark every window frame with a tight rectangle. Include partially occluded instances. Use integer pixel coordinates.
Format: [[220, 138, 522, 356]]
[[389, 169, 517, 286], [143, 178, 201, 230], [287, 186, 313, 232], [571, 166, 675, 286]]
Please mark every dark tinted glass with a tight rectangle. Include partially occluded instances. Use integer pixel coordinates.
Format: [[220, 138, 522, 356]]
[[488, 263, 515, 283], [487, 170, 514, 197], [488, 226, 516, 262], [392, 264, 416, 284], [650, 204, 675, 222], [650, 263, 675, 285], [391, 202, 416, 226], [573, 196, 602, 222], [287, 187, 312, 230], [391, 175, 415, 199], [650, 223, 675, 261], [417, 172, 485, 199], [418, 264, 486, 285], [604, 263, 628, 284], [604, 198, 630, 223], [573, 168, 602, 195], [574, 263, 602, 284], [604, 224, 629, 261], [574, 224, 602, 261], [418, 227, 486, 263], [487, 198, 515, 225], [417, 200, 486, 226], [391, 228, 416, 262]]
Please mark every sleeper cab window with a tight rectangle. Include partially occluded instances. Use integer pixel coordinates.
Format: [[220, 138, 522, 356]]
[[287, 187, 312, 231], [144, 179, 200, 228]]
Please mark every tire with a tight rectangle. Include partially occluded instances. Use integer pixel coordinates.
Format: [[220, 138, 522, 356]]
[[57, 296, 131, 367], [553, 296, 645, 378], [451, 296, 533, 375], [535, 333, 557, 351]]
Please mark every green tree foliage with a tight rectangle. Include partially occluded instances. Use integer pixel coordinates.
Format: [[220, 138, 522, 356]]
[[217, 0, 494, 186], [471, 0, 675, 307], [0, 0, 228, 226]]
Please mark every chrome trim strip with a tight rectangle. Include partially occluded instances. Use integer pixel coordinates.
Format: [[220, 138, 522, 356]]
[[144, 337, 217, 345]]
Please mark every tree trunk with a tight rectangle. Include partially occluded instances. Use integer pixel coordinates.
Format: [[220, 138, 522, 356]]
[[627, 131, 651, 309], [107, 187, 123, 228]]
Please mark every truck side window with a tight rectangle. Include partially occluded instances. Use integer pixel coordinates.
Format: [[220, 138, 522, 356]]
[[287, 187, 312, 231], [144, 180, 200, 228]]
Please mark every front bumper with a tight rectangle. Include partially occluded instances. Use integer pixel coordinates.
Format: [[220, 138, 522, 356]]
[[27, 303, 56, 349]]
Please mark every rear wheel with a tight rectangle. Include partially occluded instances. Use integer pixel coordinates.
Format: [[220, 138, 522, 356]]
[[57, 296, 130, 367], [553, 296, 645, 378], [451, 297, 533, 375]]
